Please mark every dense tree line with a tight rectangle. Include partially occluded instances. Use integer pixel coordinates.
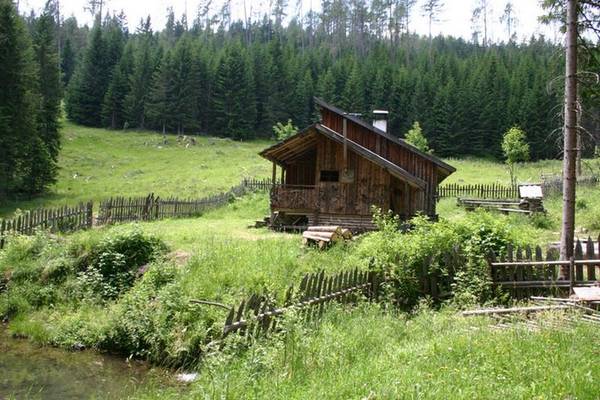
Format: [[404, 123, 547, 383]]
[[0, 0, 61, 200], [61, 3, 584, 160]]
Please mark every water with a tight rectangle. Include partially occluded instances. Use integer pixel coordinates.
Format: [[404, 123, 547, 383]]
[[0, 329, 164, 399]]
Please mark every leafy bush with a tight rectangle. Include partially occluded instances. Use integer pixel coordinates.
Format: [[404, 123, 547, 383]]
[[102, 262, 211, 366], [76, 229, 168, 300], [357, 209, 523, 307]]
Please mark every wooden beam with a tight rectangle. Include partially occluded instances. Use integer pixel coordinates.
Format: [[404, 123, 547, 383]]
[[343, 116, 348, 171], [272, 162, 277, 186]]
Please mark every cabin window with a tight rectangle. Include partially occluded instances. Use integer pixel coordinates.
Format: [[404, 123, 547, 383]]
[[320, 170, 339, 182]]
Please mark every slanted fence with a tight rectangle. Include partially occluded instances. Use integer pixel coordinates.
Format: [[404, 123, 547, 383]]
[[490, 237, 600, 299], [97, 180, 270, 225], [0, 202, 93, 249], [1, 177, 275, 249], [222, 268, 383, 339]]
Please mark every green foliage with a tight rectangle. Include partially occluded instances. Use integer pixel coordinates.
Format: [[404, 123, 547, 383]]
[[76, 229, 167, 300], [358, 209, 522, 306], [0, 0, 58, 199], [273, 119, 298, 141], [0, 228, 167, 320], [404, 122, 431, 153], [210, 44, 256, 139], [502, 126, 530, 185]]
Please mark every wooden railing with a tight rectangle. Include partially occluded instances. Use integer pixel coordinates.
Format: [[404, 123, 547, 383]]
[[270, 185, 317, 210], [490, 238, 600, 299]]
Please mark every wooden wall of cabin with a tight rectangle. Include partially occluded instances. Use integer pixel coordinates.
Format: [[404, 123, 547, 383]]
[[284, 150, 316, 186], [321, 108, 438, 216], [315, 135, 391, 216]]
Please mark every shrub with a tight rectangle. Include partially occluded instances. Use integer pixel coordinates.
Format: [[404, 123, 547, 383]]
[[103, 262, 211, 366], [357, 210, 522, 307], [76, 229, 168, 300]]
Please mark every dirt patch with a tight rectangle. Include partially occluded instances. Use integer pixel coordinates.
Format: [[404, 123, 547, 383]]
[[168, 250, 192, 266]]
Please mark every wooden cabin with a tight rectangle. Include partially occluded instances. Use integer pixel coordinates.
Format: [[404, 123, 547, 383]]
[[259, 98, 456, 231]]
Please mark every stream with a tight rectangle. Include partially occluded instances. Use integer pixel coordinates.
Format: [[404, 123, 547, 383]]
[[0, 328, 168, 399]]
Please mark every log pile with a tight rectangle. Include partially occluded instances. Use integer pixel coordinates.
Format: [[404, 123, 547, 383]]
[[302, 226, 352, 249]]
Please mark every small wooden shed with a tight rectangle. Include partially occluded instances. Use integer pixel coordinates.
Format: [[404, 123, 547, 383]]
[[260, 98, 455, 231]]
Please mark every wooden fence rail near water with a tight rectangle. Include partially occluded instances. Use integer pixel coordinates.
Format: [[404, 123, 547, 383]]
[[490, 237, 600, 299], [221, 268, 383, 339], [0, 202, 93, 249]]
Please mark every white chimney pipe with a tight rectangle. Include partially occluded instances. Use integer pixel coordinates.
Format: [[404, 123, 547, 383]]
[[372, 110, 389, 133]]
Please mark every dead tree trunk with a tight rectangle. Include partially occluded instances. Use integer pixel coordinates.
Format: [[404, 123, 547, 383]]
[[560, 0, 579, 277], [576, 91, 582, 177]]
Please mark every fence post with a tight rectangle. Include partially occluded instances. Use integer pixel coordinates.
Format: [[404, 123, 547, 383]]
[[569, 256, 575, 294]]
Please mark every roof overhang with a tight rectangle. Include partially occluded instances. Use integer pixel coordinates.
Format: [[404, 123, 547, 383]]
[[259, 125, 318, 167]]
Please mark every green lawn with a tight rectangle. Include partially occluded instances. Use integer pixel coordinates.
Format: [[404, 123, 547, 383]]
[[0, 122, 273, 216]]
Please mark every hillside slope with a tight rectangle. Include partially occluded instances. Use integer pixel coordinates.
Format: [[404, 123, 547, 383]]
[[1, 123, 273, 216]]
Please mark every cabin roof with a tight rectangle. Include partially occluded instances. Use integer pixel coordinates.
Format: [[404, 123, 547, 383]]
[[313, 97, 456, 175], [260, 123, 426, 189]]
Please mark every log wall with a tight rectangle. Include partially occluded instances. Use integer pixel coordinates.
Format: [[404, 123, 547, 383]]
[[321, 109, 440, 216]]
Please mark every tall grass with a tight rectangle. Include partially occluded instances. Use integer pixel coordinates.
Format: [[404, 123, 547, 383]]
[[132, 305, 600, 400]]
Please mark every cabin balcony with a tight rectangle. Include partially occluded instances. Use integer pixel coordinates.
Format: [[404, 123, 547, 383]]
[[270, 185, 317, 211]]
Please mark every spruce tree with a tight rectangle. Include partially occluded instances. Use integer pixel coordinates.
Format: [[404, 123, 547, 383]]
[[0, 0, 55, 198], [167, 37, 199, 134], [65, 21, 109, 126], [210, 44, 256, 139], [60, 37, 75, 86], [32, 6, 62, 162], [102, 42, 134, 129], [124, 19, 155, 128]]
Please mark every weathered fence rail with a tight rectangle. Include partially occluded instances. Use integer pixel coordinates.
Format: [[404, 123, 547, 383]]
[[1, 178, 275, 249], [437, 183, 518, 199], [0, 202, 93, 249], [490, 237, 600, 299], [222, 268, 383, 339], [97, 179, 272, 225], [438, 175, 598, 199]]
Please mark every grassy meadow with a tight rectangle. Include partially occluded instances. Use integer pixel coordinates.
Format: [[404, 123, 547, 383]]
[[1, 123, 600, 399], [0, 122, 272, 216]]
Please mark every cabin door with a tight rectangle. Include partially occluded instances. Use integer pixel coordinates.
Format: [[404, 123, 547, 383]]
[[390, 177, 406, 218]]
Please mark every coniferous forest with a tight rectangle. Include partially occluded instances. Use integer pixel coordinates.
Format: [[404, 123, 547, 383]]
[[1, 0, 599, 200]]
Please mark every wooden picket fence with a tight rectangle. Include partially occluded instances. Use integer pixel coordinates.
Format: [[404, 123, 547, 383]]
[[222, 268, 383, 339], [97, 179, 270, 225], [242, 177, 277, 191], [541, 174, 598, 196], [438, 175, 599, 200], [0, 202, 93, 249], [437, 183, 518, 199], [0, 177, 273, 248], [490, 237, 600, 299]]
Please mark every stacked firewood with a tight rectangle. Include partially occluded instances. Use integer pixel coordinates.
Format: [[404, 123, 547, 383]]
[[302, 226, 352, 249]]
